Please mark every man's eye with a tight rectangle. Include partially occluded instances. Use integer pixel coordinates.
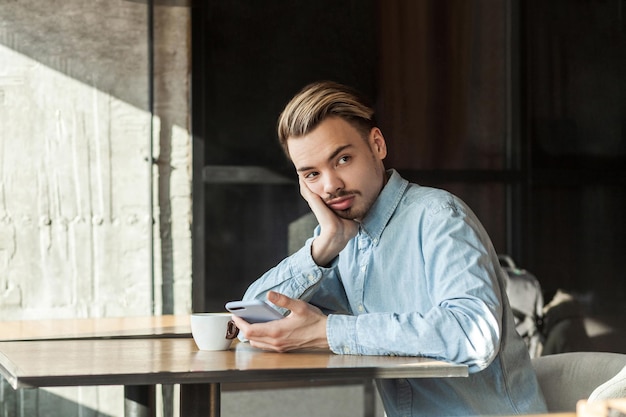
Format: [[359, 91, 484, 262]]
[[304, 172, 319, 179], [338, 156, 350, 165]]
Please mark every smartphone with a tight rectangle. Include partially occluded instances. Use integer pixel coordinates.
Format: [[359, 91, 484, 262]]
[[225, 300, 285, 323]]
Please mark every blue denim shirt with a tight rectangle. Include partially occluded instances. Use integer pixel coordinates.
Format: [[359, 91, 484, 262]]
[[243, 169, 547, 416]]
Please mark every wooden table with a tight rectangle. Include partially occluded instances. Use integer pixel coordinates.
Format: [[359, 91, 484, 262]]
[[0, 315, 191, 417], [0, 315, 191, 341], [504, 414, 575, 417], [0, 337, 468, 417]]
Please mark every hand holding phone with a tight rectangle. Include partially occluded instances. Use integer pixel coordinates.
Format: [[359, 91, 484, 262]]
[[225, 300, 284, 323]]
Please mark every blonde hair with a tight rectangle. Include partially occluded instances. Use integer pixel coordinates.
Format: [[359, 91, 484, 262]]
[[277, 81, 376, 157]]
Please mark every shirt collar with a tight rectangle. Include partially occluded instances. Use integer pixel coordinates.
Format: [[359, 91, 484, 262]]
[[359, 169, 408, 244]]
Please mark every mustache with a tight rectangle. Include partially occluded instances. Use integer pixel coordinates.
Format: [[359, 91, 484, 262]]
[[325, 190, 360, 203]]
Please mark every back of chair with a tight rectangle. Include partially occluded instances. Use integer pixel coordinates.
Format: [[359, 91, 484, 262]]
[[532, 352, 626, 412]]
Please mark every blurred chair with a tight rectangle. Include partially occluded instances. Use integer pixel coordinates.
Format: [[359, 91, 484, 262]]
[[288, 212, 318, 255], [532, 351, 626, 412]]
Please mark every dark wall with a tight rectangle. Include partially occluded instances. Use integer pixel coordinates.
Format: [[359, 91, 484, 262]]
[[524, 0, 626, 315], [199, 0, 377, 171], [192, 0, 377, 311], [192, 0, 626, 320]]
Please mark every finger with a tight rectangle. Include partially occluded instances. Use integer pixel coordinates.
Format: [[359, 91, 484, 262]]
[[299, 178, 325, 210], [299, 180, 335, 228], [268, 292, 315, 320], [230, 317, 268, 340], [230, 315, 251, 332], [298, 176, 313, 199], [267, 291, 299, 311]]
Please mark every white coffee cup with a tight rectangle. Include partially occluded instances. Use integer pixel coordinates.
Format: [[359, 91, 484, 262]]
[[190, 313, 235, 351]]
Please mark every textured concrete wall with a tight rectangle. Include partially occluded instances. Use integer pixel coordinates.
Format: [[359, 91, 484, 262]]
[[0, 0, 191, 318], [0, 42, 155, 318], [0, 1, 191, 415]]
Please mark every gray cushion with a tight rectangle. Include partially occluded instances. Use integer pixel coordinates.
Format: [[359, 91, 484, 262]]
[[532, 352, 626, 412]]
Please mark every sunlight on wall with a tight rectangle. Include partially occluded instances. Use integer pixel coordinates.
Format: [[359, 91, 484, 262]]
[[0, 39, 192, 417], [1, 43, 152, 318]]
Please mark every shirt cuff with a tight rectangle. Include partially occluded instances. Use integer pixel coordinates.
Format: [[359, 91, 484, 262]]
[[327, 313, 359, 355]]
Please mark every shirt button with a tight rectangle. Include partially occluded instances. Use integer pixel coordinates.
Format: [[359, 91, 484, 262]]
[[358, 304, 365, 312], [343, 347, 351, 354], [360, 266, 366, 272], [307, 274, 315, 282]]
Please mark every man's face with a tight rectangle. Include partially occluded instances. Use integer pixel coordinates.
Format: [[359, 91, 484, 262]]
[[287, 116, 387, 221]]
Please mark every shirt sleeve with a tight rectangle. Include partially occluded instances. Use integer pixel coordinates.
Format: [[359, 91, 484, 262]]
[[242, 238, 351, 316], [327, 200, 504, 373]]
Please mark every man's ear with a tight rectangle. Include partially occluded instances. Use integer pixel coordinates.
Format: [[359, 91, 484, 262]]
[[370, 127, 387, 159]]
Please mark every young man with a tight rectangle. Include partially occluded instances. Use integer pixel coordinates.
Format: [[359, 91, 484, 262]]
[[231, 81, 547, 416]]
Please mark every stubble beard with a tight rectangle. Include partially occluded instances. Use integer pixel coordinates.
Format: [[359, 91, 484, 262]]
[[329, 191, 372, 221], [332, 166, 386, 221]]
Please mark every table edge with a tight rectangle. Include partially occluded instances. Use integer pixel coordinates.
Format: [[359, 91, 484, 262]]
[[6, 363, 467, 389]]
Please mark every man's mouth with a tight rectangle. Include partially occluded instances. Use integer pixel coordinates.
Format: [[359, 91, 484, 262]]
[[326, 195, 355, 211]]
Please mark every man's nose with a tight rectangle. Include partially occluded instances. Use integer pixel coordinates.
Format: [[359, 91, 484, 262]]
[[323, 173, 344, 196]]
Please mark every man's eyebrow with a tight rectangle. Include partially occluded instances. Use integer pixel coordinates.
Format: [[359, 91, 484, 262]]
[[296, 144, 353, 173]]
